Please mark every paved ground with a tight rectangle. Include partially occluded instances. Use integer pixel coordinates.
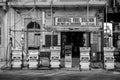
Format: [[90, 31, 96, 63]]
[[1, 61, 120, 80], [0, 69, 120, 80]]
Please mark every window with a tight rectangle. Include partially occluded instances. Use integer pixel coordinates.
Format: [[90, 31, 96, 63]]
[[45, 35, 58, 47], [73, 18, 80, 23], [82, 17, 94, 22], [81, 18, 87, 22], [55, 17, 71, 26], [89, 18, 94, 22]]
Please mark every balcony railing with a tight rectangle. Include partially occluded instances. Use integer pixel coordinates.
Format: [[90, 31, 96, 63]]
[[0, 0, 6, 6], [8, 0, 107, 7], [8, 0, 51, 7], [8, 0, 48, 2], [0, 0, 6, 2], [59, 0, 106, 2], [54, 0, 106, 6]]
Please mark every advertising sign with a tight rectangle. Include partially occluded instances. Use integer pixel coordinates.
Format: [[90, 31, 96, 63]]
[[55, 17, 96, 26], [104, 23, 112, 36]]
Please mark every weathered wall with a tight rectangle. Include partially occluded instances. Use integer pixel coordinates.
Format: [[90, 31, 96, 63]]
[[1, 7, 102, 61], [0, 8, 8, 61], [11, 8, 42, 48], [44, 7, 101, 51]]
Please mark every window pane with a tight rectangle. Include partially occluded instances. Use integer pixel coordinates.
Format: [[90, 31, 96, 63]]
[[45, 35, 51, 47], [73, 18, 80, 23], [53, 35, 58, 46], [45, 35, 58, 47], [89, 18, 94, 22], [82, 18, 87, 22]]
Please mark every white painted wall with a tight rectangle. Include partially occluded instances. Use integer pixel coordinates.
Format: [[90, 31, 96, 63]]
[[0, 8, 8, 61], [0, 7, 103, 61]]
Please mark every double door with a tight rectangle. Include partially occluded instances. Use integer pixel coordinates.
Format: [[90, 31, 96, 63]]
[[26, 31, 41, 50]]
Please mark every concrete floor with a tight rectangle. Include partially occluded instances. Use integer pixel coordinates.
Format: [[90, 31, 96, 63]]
[[0, 69, 120, 80], [1, 60, 120, 80]]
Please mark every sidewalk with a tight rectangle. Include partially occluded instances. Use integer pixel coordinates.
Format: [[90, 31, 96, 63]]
[[0, 61, 6, 70]]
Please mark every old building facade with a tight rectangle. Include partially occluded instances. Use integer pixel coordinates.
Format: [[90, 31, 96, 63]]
[[0, 0, 8, 61], [0, 0, 108, 68]]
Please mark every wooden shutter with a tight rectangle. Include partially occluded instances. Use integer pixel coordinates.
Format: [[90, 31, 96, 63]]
[[45, 35, 58, 47]]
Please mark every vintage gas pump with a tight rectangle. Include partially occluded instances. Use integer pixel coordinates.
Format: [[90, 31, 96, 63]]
[[39, 49, 51, 69], [104, 47, 115, 70], [79, 47, 90, 70], [65, 45, 72, 68], [28, 50, 39, 69], [114, 38, 120, 69], [50, 46, 61, 68], [10, 34, 25, 69], [11, 48, 23, 69]]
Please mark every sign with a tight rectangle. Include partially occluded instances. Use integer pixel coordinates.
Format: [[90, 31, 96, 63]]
[[104, 23, 113, 35], [55, 17, 96, 26]]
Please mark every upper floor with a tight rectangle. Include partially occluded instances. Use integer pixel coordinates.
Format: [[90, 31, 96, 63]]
[[0, 0, 6, 6], [8, 0, 107, 7]]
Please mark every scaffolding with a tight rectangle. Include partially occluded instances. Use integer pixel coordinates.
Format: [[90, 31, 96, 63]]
[[4, 0, 54, 69], [3, 0, 107, 70]]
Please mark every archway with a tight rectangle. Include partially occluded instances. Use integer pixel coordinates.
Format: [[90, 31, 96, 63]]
[[26, 21, 41, 50]]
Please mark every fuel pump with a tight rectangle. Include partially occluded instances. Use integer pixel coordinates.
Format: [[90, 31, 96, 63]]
[[11, 48, 23, 69], [10, 35, 24, 69], [39, 49, 51, 69], [50, 46, 61, 68], [114, 39, 120, 69], [104, 47, 115, 70], [28, 50, 39, 69], [79, 47, 90, 71], [65, 45, 72, 68]]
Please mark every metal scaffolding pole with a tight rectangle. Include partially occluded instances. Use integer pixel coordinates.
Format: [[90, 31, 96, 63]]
[[87, 0, 90, 47], [87, 0, 89, 27], [51, 0, 54, 48], [105, 0, 108, 47]]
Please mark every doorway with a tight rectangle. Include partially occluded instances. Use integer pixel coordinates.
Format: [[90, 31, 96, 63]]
[[26, 22, 41, 50], [61, 32, 85, 67]]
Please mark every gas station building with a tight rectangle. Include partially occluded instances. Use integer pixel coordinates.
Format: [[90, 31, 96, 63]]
[[0, 0, 117, 69]]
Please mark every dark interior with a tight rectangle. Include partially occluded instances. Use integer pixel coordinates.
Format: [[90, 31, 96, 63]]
[[61, 32, 84, 58]]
